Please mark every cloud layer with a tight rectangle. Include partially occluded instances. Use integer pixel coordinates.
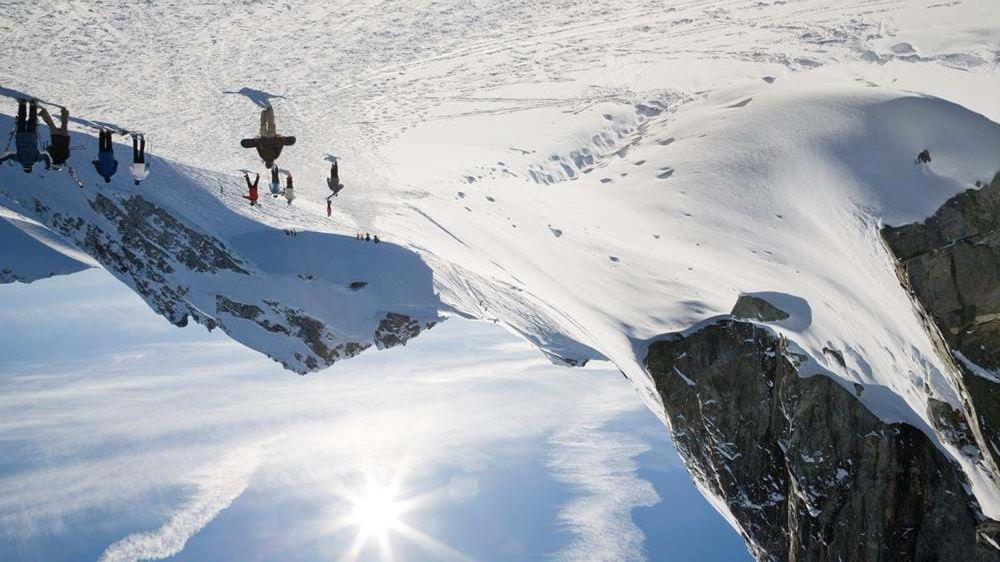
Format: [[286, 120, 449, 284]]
[[0, 270, 668, 561]]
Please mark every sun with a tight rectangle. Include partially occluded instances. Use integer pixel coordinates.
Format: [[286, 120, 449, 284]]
[[330, 469, 474, 562], [351, 482, 402, 536]]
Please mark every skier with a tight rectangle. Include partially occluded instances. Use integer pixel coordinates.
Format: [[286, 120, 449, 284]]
[[239, 106, 295, 169], [373, 235, 380, 244], [365, 233, 371, 242], [243, 172, 259, 206], [129, 134, 150, 185], [326, 198, 332, 217], [327, 160, 342, 195], [38, 106, 70, 169], [284, 172, 295, 205], [269, 166, 281, 197], [1, 99, 50, 173], [92, 129, 118, 183]]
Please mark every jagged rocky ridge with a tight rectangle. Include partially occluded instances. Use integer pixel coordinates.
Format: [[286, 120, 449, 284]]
[[646, 317, 1000, 562], [883, 172, 1000, 471], [14, 190, 439, 373], [641, 173, 1000, 562]]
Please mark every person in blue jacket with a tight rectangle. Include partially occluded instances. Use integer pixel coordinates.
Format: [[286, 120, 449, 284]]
[[92, 128, 118, 183], [0, 99, 51, 173]]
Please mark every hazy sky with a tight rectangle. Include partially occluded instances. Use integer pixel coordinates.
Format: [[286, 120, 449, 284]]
[[0, 268, 748, 562]]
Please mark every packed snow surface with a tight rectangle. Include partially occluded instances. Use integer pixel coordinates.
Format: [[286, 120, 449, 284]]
[[2, 0, 1000, 519]]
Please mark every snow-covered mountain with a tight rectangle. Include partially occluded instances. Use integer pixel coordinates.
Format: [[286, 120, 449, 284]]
[[2, 0, 1000, 559]]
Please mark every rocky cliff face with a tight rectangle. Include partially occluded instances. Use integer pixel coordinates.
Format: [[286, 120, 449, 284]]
[[646, 319, 1000, 562], [641, 174, 1000, 561], [883, 172, 1000, 470], [18, 191, 438, 373]]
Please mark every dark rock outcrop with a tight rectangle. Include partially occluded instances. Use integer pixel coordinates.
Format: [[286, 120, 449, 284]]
[[646, 319, 1000, 562], [373, 312, 436, 350], [731, 294, 790, 322], [17, 191, 436, 374], [38, 194, 238, 327], [214, 295, 377, 371], [882, 172, 1000, 468]]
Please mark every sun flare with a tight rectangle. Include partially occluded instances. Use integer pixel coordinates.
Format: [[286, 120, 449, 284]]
[[331, 470, 473, 562], [352, 483, 401, 536]]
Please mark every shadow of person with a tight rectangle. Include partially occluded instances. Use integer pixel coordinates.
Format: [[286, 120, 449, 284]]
[[222, 87, 288, 108]]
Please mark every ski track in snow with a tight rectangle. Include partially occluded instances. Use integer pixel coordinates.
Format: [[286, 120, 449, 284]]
[[2, 0, 1000, 539]]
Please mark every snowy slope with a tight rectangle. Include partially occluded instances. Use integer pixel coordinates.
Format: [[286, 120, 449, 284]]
[[2, 0, 1000, 528], [0, 207, 95, 283], [0, 125, 442, 373]]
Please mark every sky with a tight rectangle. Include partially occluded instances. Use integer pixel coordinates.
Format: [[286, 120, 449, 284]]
[[0, 267, 749, 562]]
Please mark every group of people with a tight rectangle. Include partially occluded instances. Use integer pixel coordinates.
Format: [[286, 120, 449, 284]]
[[1, 98, 149, 186], [4, 98, 370, 238], [239, 106, 343, 215], [93, 128, 150, 185], [355, 232, 380, 243], [242, 167, 297, 206]]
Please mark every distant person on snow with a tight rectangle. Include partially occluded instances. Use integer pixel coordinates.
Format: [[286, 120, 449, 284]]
[[243, 172, 259, 206], [284, 173, 295, 205], [326, 198, 332, 217], [92, 128, 118, 183], [130, 134, 150, 185], [269, 166, 281, 197], [327, 160, 342, 195], [240, 106, 295, 169], [365, 233, 371, 242], [1, 99, 50, 173], [373, 234, 380, 244], [38, 106, 70, 169]]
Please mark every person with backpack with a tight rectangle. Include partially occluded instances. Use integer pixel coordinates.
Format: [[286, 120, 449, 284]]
[[38, 106, 70, 169], [239, 106, 295, 168], [129, 133, 150, 185], [1, 99, 50, 173], [92, 128, 118, 183], [283, 172, 295, 205], [269, 166, 281, 197], [243, 172, 259, 206], [327, 159, 342, 195]]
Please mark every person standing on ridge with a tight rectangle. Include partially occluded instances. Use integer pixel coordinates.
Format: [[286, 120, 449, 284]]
[[1, 99, 50, 173], [284, 172, 295, 205], [92, 128, 118, 183], [243, 172, 259, 206], [38, 106, 70, 169], [269, 166, 281, 197], [130, 134, 150, 185], [327, 159, 342, 195], [240, 106, 295, 169]]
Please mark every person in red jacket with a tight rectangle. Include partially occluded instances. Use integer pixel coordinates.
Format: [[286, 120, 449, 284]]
[[243, 172, 259, 206]]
